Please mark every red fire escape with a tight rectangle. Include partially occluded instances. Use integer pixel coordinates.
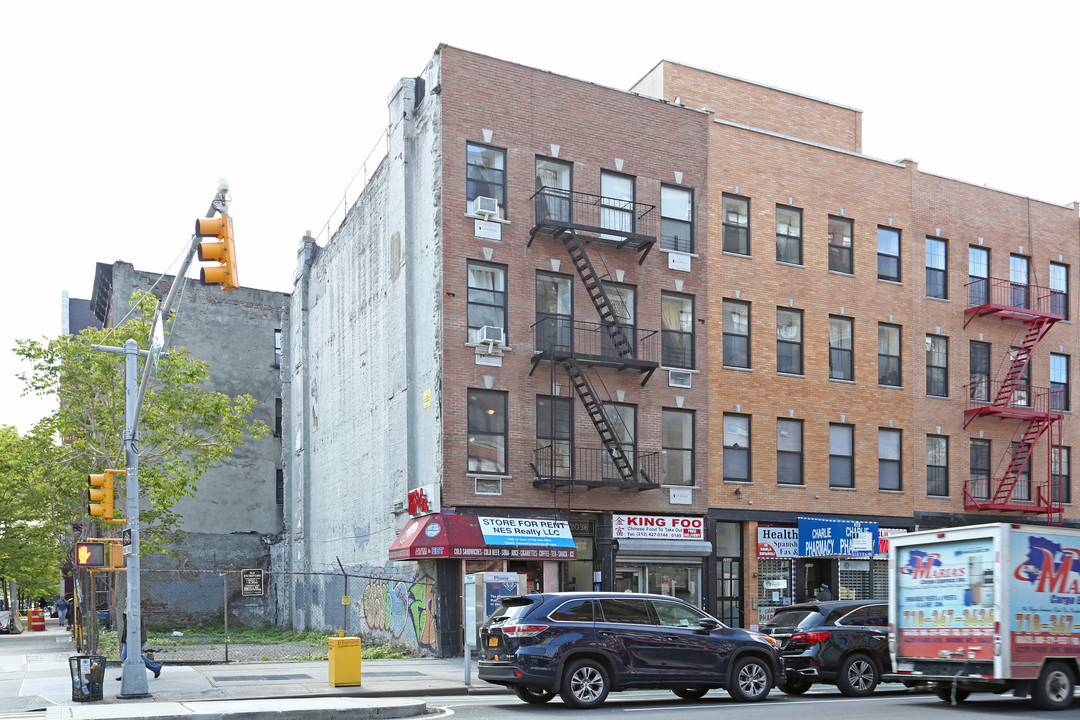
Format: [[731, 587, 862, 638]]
[[963, 277, 1066, 525]]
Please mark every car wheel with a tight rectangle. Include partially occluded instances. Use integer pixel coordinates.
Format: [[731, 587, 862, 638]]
[[512, 685, 556, 704], [777, 678, 812, 695], [933, 686, 970, 704], [560, 658, 611, 709], [727, 656, 772, 702], [1031, 661, 1074, 711], [672, 687, 709, 700], [837, 653, 879, 697]]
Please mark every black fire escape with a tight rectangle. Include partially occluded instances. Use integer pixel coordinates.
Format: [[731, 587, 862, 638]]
[[963, 276, 1066, 525], [528, 187, 661, 490]]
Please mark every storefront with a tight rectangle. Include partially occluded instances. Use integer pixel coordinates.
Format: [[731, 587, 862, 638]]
[[610, 513, 712, 605]]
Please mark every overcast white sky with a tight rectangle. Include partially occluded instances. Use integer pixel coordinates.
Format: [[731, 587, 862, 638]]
[[3, 1, 1078, 433]]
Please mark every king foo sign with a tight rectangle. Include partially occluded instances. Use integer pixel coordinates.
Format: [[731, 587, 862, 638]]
[[612, 514, 704, 541], [408, 484, 440, 516]]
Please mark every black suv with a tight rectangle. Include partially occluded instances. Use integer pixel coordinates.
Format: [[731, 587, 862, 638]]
[[477, 592, 783, 708], [759, 599, 890, 697]]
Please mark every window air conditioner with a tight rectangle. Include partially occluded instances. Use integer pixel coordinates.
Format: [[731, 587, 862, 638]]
[[668, 370, 692, 388], [479, 325, 505, 345], [474, 196, 499, 218]]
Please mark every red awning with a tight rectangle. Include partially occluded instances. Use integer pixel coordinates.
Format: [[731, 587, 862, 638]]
[[389, 514, 577, 561]]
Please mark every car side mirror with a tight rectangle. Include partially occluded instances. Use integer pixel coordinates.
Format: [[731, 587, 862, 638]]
[[698, 618, 720, 631]]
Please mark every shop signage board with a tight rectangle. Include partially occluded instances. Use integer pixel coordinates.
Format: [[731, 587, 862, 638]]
[[478, 517, 576, 548], [407, 484, 440, 516], [798, 517, 879, 558], [612, 514, 704, 540], [758, 527, 799, 558]]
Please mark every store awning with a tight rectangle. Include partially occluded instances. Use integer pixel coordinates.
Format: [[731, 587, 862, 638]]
[[615, 538, 714, 558], [389, 514, 577, 561]]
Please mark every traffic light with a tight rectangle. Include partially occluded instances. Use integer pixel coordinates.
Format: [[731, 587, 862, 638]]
[[75, 542, 107, 568], [87, 469, 125, 524], [195, 213, 240, 291]]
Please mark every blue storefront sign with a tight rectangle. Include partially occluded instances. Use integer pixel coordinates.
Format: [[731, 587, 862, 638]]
[[798, 517, 879, 559]]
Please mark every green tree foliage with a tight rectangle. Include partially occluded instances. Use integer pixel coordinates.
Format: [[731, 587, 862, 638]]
[[13, 302, 267, 554]]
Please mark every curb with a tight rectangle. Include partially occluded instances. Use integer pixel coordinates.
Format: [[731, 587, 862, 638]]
[[46, 698, 428, 720]]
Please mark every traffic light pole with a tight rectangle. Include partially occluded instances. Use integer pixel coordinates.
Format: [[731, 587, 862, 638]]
[[90, 183, 230, 699]]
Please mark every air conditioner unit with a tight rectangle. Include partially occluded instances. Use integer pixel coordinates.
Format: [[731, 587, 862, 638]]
[[479, 325, 505, 345], [668, 370, 692, 388], [473, 196, 499, 218]]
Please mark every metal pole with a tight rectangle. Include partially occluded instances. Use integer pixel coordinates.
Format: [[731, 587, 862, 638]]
[[223, 575, 229, 664]]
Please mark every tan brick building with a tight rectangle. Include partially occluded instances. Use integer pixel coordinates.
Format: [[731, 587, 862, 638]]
[[639, 61, 1080, 626]]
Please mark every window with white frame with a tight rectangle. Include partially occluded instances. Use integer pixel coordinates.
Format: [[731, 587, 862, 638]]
[[723, 414, 751, 482], [662, 409, 694, 486], [878, 227, 901, 282], [467, 261, 507, 344], [466, 143, 506, 218], [661, 185, 693, 253], [468, 389, 507, 474], [879, 428, 902, 491]]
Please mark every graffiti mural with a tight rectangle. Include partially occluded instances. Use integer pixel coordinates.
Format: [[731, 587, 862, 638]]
[[360, 580, 409, 638], [408, 572, 437, 652], [352, 571, 437, 653]]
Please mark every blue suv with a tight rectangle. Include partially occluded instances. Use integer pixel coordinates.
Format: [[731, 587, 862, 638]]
[[478, 592, 783, 708]]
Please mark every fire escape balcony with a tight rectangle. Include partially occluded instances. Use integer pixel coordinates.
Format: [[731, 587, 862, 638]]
[[531, 444, 661, 490], [530, 317, 659, 382], [964, 382, 1065, 425], [528, 187, 657, 264], [963, 277, 1066, 327]]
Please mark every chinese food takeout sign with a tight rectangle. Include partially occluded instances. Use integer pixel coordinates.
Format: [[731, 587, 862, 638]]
[[612, 514, 704, 540]]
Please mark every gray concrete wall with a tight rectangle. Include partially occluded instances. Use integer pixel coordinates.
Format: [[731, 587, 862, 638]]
[[282, 56, 445, 652]]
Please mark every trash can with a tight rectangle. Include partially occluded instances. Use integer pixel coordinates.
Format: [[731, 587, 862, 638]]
[[69, 655, 105, 702], [327, 636, 362, 687]]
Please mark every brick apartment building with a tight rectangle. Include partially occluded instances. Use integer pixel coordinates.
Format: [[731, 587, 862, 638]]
[[281, 45, 1079, 652]]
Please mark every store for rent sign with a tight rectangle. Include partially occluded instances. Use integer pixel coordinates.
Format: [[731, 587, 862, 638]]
[[612, 514, 704, 540]]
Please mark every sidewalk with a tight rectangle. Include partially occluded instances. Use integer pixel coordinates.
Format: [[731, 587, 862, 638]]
[[0, 620, 506, 720]]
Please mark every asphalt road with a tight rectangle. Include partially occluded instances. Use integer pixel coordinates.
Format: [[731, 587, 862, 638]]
[[428, 687, 1078, 719]]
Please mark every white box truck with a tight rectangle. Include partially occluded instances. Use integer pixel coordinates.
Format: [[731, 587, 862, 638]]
[[887, 523, 1079, 709]]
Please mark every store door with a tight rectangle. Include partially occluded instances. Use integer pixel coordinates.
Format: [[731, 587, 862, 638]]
[[716, 557, 742, 627], [801, 559, 832, 602], [615, 569, 642, 593]]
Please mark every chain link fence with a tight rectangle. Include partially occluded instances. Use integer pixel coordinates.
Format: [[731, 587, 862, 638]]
[[80, 568, 435, 664]]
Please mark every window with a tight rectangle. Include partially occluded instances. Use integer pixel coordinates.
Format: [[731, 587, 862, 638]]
[[723, 414, 750, 483], [276, 468, 284, 505], [1011, 441, 1031, 501], [600, 171, 635, 236], [274, 329, 282, 367], [601, 402, 636, 481], [274, 398, 282, 437], [828, 216, 853, 274], [777, 308, 803, 375], [1010, 347, 1031, 408], [598, 597, 650, 624], [777, 419, 803, 486], [535, 272, 573, 352], [879, 429, 902, 491], [878, 227, 901, 282], [1051, 353, 1069, 411], [968, 246, 989, 305], [926, 335, 948, 397], [829, 316, 854, 381], [1052, 447, 1071, 504], [468, 390, 507, 474], [776, 205, 802, 264], [662, 409, 694, 486], [661, 185, 693, 252], [926, 237, 947, 299], [467, 262, 507, 344], [535, 157, 572, 223], [969, 341, 991, 402], [652, 599, 708, 627], [722, 194, 749, 255], [537, 395, 573, 478], [550, 599, 594, 623], [927, 435, 948, 497], [466, 143, 506, 217], [723, 300, 750, 368], [661, 293, 694, 368], [878, 323, 901, 386], [1050, 262, 1069, 319], [829, 424, 854, 488], [602, 282, 636, 356], [1010, 254, 1030, 309], [970, 439, 991, 499]]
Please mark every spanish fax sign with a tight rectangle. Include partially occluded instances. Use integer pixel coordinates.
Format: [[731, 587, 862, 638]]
[[798, 517, 878, 559]]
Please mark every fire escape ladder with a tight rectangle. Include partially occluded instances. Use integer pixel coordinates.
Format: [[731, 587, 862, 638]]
[[989, 417, 1050, 505], [562, 358, 636, 484], [559, 231, 634, 360], [992, 318, 1053, 406]]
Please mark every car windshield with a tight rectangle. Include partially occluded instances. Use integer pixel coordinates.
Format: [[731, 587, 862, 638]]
[[486, 597, 535, 624], [766, 608, 819, 628]]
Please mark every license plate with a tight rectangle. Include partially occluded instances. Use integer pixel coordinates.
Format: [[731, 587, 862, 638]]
[[488, 637, 499, 647]]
